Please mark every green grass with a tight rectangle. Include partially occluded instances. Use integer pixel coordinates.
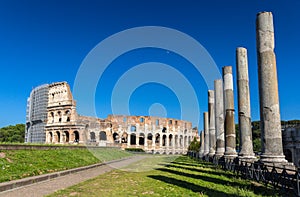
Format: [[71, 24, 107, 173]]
[[0, 148, 132, 182], [48, 156, 278, 197]]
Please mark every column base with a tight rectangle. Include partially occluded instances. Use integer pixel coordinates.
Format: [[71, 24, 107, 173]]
[[259, 154, 288, 164], [215, 151, 225, 158], [224, 152, 238, 160], [238, 156, 257, 163], [238, 152, 256, 162]]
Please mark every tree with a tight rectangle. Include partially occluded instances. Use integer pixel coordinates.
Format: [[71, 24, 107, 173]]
[[188, 137, 200, 152], [0, 124, 25, 143]]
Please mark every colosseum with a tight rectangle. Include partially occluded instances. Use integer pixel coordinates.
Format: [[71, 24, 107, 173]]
[[25, 81, 197, 154]]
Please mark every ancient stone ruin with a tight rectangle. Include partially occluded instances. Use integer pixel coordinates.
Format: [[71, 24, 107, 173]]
[[199, 11, 291, 166], [25, 82, 197, 154]]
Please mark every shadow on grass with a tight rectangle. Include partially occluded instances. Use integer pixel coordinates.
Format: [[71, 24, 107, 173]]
[[157, 159, 277, 196], [156, 167, 249, 189], [164, 164, 237, 179], [148, 175, 241, 197], [171, 161, 214, 168]]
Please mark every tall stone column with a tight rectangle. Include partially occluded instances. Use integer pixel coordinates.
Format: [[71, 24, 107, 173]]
[[127, 134, 131, 147], [223, 66, 237, 159], [236, 47, 255, 161], [159, 134, 163, 148], [208, 90, 216, 157], [199, 130, 205, 157], [144, 134, 148, 148], [136, 134, 140, 146], [214, 79, 225, 157], [152, 135, 155, 148], [256, 12, 287, 164], [203, 112, 210, 156]]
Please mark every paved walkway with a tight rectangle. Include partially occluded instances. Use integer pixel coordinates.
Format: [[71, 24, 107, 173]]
[[0, 155, 145, 197]]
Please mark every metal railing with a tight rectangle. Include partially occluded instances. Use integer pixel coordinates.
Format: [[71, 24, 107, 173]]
[[187, 151, 300, 196]]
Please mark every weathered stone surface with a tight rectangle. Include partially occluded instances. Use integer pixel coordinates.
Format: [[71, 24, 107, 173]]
[[256, 12, 287, 164], [223, 66, 237, 159], [199, 130, 204, 157], [208, 90, 216, 157], [26, 81, 197, 155], [203, 112, 210, 156], [214, 79, 225, 157], [236, 47, 255, 161]]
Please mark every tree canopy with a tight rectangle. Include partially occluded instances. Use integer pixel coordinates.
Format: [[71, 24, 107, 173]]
[[0, 124, 25, 143]]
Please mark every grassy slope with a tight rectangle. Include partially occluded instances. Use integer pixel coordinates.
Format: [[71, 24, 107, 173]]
[[0, 148, 132, 182], [49, 156, 278, 197]]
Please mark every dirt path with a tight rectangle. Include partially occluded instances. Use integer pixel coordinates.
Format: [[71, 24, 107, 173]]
[[0, 155, 146, 197]]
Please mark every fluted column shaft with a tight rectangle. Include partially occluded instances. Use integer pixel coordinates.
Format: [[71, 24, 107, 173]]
[[208, 90, 216, 157]]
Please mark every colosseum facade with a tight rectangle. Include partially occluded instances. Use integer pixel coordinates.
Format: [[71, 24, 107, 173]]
[[26, 81, 197, 154]]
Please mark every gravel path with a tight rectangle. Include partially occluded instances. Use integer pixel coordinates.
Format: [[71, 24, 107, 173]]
[[0, 155, 146, 197]]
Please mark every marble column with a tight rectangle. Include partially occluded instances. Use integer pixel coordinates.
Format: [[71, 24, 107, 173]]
[[203, 112, 210, 156], [208, 90, 216, 157], [236, 47, 256, 161], [256, 12, 287, 164], [199, 130, 205, 157], [236, 47, 255, 161], [214, 79, 225, 157], [223, 66, 237, 159]]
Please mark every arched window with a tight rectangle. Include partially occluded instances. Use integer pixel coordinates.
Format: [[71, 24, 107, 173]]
[[99, 131, 107, 141], [131, 125, 136, 132], [64, 131, 69, 143], [156, 119, 159, 125], [113, 133, 119, 142], [90, 132, 96, 142], [140, 117, 144, 123], [73, 131, 79, 142]]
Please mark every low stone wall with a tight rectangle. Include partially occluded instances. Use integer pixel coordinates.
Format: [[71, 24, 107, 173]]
[[0, 144, 120, 150]]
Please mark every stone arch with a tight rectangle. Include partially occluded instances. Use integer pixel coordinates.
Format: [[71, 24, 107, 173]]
[[139, 133, 145, 145], [162, 134, 167, 146], [99, 131, 107, 141], [169, 134, 173, 146], [48, 132, 53, 143], [130, 133, 136, 145], [155, 133, 160, 145], [147, 133, 153, 145], [175, 135, 178, 147], [73, 131, 79, 142], [64, 131, 70, 143], [179, 135, 183, 147], [90, 132, 96, 142], [49, 112, 54, 123], [113, 132, 119, 143], [131, 125, 136, 132], [121, 132, 128, 143], [55, 131, 61, 143], [57, 111, 62, 123]]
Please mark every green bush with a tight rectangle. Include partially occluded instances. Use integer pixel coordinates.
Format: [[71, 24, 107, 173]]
[[125, 148, 145, 152]]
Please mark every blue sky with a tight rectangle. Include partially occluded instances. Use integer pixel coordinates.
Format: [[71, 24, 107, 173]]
[[0, 0, 299, 130]]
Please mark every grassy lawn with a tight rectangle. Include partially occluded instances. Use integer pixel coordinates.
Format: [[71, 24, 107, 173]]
[[48, 156, 278, 197], [0, 148, 132, 182]]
